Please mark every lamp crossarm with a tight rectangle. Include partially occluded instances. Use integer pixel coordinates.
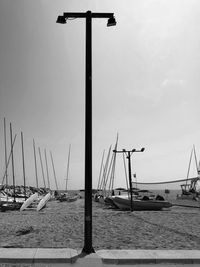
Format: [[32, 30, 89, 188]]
[[113, 149, 144, 153], [63, 12, 114, 19]]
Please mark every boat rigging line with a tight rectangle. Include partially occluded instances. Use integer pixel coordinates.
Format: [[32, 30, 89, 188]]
[[134, 176, 199, 185]]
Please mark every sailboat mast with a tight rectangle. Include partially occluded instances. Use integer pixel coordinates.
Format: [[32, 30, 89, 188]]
[[192, 145, 199, 191], [21, 132, 26, 199], [50, 151, 58, 190], [109, 134, 119, 194], [100, 145, 111, 194], [44, 149, 50, 189], [1, 134, 17, 185], [4, 118, 8, 188], [97, 150, 105, 190], [193, 145, 199, 173], [10, 123, 16, 202], [105, 153, 115, 196], [33, 139, 39, 189], [66, 144, 71, 191], [185, 147, 193, 189], [38, 147, 46, 189]]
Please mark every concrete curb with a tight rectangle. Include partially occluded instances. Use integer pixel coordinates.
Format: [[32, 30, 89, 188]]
[[0, 249, 200, 265], [0, 248, 78, 264], [97, 249, 200, 264]]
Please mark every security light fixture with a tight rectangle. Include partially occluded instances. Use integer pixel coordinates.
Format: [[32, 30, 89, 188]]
[[107, 16, 117, 27], [141, 147, 145, 152]]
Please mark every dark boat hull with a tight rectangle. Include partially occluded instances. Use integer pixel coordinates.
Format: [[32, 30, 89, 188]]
[[0, 202, 22, 212], [112, 196, 172, 211]]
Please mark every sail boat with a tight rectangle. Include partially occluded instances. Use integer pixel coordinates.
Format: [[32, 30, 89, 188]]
[[58, 145, 78, 202], [1, 123, 23, 211], [177, 146, 200, 200]]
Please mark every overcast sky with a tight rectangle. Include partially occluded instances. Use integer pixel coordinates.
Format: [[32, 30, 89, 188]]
[[0, 0, 200, 190]]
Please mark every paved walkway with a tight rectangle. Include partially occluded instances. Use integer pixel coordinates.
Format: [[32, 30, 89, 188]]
[[0, 248, 200, 266]]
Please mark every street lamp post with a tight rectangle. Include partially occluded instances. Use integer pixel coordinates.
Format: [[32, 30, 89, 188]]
[[56, 11, 116, 254], [113, 148, 145, 211]]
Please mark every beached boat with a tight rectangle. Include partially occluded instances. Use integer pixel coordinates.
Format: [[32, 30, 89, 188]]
[[112, 196, 172, 211], [104, 196, 121, 208], [0, 123, 25, 212], [58, 193, 78, 202], [79, 189, 85, 199], [104, 189, 131, 208], [176, 146, 200, 201], [0, 201, 22, 212], [37, 192, 51, 211], [176, 178, 200, 200], [66, 195, 79, 202]]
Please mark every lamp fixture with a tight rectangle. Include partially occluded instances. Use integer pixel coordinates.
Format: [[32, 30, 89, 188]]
[[107, 16, 117, 27], [56, 15, 67, 24]]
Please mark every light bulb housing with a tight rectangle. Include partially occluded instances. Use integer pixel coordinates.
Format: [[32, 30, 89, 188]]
[[107, 16, 116, 27], [56, 16, 67, 24]]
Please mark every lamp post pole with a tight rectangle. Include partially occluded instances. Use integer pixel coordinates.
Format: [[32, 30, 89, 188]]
[[56, 11, 116, 254], [84, 10, 93, 254], [113, 148, 145, 211], [127, 151, 133, 211]]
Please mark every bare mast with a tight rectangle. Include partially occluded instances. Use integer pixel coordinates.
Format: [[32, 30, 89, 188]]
[[21, 132, 26, 199], [33, 139, 39, 189], [38, 147, 46, 189], [1, 134, 17, 185], [10, 123, 16, 202], [44, 149, 50, 190], [3, 118, 8, 188], [50, 151, 58, 190], [97, 150, 105, 191], [66, 144, 71, 191]]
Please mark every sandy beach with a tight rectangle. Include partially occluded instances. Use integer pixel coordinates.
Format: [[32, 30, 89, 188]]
[[0, 198, 200, 250]]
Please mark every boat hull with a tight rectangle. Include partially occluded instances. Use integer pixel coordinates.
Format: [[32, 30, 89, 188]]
[[176, 193, 199, 201], [0, 202, 22, 211], [104, 196, 119, 208], [59, 195, 78, 202], [113, 196, 172, 211]]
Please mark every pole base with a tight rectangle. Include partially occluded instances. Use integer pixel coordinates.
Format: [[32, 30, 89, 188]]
[[82, 246, 95, 254]]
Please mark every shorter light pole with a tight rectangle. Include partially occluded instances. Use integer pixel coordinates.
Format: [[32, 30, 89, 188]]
[[113, 148, 145, 211]]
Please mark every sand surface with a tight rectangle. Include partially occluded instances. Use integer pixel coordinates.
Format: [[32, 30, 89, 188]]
[[0, 198, 200, 250]]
